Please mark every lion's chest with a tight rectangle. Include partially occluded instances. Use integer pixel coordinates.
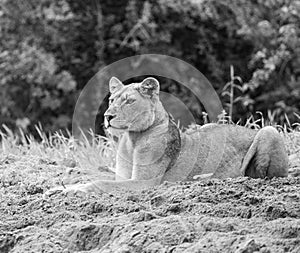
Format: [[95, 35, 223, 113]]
[[117, 130, 171, 167], [117, 133, 149, 163], [117, 134, 134, 163]]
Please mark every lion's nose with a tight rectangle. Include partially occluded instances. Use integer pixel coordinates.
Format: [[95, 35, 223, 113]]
[[104, 113, 116, 123]]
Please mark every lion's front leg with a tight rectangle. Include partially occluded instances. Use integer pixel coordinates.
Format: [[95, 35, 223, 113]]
[[43, 175, 163, 197], [87, 175, 164, 193], [43, 182, 98, 198]]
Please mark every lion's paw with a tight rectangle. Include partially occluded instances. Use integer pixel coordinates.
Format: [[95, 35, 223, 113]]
[[43, 184, 89, 198]]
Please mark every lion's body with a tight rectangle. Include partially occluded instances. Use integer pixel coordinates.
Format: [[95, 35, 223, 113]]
[[45, 77, 289, 196], [163, 124, 288, 182]]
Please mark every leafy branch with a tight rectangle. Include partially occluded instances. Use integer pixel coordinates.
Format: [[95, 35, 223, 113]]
[[222, 65, 243, 120]]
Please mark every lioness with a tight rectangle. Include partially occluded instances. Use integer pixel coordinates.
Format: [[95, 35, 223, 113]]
[[45, 77, 288, 196]]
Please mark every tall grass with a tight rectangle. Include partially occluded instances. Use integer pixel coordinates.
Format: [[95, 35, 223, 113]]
[[1, 112, 299, 176], [0, 124, 117, 173]]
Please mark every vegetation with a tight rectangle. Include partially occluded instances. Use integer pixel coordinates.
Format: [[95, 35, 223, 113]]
[[1, 0, 300, 134]]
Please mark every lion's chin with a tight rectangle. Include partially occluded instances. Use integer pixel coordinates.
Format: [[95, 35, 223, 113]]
[[106, 126, 128, 136]]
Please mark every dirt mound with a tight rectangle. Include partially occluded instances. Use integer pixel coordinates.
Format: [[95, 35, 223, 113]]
[[1, 156, 300, 252]]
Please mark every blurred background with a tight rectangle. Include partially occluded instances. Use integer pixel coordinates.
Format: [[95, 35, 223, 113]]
[[0, 0, 300, 135]]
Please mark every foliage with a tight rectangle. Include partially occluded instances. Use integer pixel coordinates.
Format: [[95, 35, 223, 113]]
[[230, 0, 300, 124], [0, 0, 299, 134]]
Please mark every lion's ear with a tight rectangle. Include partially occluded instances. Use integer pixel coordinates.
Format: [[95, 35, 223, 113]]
[[138, 77, 160, 98], [109, 77, 124, 93]]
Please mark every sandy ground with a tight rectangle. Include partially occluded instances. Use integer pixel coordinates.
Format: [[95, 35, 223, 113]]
[[1, 153, 300, 253]]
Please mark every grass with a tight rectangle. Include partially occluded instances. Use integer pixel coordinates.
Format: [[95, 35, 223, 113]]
[[1, 112, 300, 171], [0, 124, 117, 174]]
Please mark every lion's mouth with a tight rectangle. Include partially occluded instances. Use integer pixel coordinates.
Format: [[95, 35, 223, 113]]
[[107, 125, 128, 130], [104, 118, 128, 130], [104, 116, 129, 131]]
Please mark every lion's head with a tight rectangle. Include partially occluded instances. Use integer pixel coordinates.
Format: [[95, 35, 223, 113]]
[[104, 77, 166, 135]]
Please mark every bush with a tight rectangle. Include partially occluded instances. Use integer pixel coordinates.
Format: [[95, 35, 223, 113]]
[[0, 0, 299, 134]]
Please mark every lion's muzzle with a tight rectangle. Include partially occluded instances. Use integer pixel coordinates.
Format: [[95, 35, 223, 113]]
[[104, 113, 116, 128]]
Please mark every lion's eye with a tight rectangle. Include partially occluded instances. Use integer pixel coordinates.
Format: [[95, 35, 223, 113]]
[[126, 98, 136, 104]]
